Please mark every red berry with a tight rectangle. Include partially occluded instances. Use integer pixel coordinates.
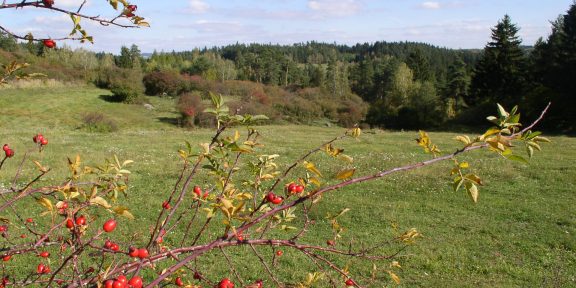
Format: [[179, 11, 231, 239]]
[[287, 183, 297, 193], [193, 271, 201, 280], [42, 39, 56, 48], [128, 276, 143, 288], [218, 278, 234, 288], [0, 225, 7, 232], [42, 0, 54, 7], [175, 277, 184, 286], [2, 255, 11, 261], [127, 4, 137, 11], [193, 186, 202, 197], [271, 196, 283, 205], [40, 138, 48, 146], [20, 234, 26, 238], [26, 218, 34, 223], [254, 280, 263, 288], [203, 192, 209, 199], [4, 148, 14, 158], [61, 202, 69, 209], [162, 201, 171, 209], [345, 278, 355, 286], [112, 280, 124, 288], [137, 248, 149, 259], [37, 263, 46, 274], [128, 246, 139, 257], [266, 192, 276, 203], [276, 250, 283, 256], [104, 280, 114, 288], [104, 240, 113, 249], [75, 215, 86, 226], [327, 239, 335, 246], [103, 219, 117, 233], [295, 185, 304, 193], [156, 236, 163, 244], [116, 275, 127, 285], [110, 243, 119, 251], [39, 251, 50, 258], [2, 144, 8, 152]]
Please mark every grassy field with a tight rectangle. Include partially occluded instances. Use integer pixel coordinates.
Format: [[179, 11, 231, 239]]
[[1, 86, 575, 287]]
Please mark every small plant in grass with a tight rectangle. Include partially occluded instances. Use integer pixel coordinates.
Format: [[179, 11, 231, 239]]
[[0, 91, 550, 286], [81, 112, 119, 133]]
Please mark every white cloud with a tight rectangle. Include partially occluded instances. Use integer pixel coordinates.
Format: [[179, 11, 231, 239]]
[[307, 0, 361, 16], [420, 1, 441, 9], [189, 0, 210, 14]]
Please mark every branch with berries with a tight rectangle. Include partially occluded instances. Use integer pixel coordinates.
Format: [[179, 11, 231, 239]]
[[0, 0, 148, 48]]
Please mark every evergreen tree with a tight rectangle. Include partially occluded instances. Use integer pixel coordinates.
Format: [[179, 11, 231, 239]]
[[116, 46, 133, 68], [444, 56, 470, 118], [469, 15, 527, 106]]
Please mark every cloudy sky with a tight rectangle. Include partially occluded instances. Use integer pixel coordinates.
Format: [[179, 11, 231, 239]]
[[1, 0, 573, 53]]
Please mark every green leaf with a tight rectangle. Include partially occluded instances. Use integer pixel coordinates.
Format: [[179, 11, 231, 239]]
[[505, 154, 529, 164], [497, 103, 507, 118]]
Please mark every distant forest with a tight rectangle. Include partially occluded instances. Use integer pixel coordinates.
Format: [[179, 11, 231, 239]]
[[1, 3, 574, 131]]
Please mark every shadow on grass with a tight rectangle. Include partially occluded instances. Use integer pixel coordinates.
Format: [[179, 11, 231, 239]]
[[99, 94, 123, 103], [157, 117, 182, 126]]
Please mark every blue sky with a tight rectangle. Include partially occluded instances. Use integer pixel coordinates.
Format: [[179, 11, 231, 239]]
[[1, 0, 574, 53]]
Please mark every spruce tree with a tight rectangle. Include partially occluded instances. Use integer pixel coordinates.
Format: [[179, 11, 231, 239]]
[[469, 15, 527, 106]]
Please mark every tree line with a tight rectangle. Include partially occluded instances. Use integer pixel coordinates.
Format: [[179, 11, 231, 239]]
[[1, 2, 574, 131]]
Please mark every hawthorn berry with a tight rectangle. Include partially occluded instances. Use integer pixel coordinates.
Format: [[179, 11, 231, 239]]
[[295, 185, 304, 193], [0, 225, 7, 232], [42, 39, 56, 48], [75, 215, 86, 226], [3, 145, 14, 158], [112, 280, 123, 288], [39, 251, 50, 258], [65, 218, 74, 229], [104, 240, 113, 249], [193, 185, 202, 197], [137, 248, 149, 259], [103, 219, 117, 233], [193, 271, 202, 280], [266, 192, 276, 203], [42, 0, 54, 7], [2, 144, 8, 152], [110, 243, 120, 251], [175, 277, 184, 286], [162, 201, 171, 209], [40, 138, 48, 146], [345, 278, 355, 286], [36, 263, 47, 274], [128, 246, 139, 257], [128, 276, 143, 288], [326, 239, 335, 246], [287, 183, 297, 193], [276, 250, 283, 256], [271, 196, 283, 205], [116, 275, 127, 285], [104, 280, 114, 288], [127, 4, 137, 11], [218, 278, 235, 288], [26, 218, 34, 223], [2, 255, 10, 261]]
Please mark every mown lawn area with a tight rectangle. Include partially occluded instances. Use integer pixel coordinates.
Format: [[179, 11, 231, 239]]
[[1, 86, 575, 287]]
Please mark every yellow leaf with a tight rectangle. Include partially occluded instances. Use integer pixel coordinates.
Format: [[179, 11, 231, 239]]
[[465, 182, 479, 203], [335, 168, 356, 180], [36, 197, 53, 212], [303, 161, 322, 177], [90, 196, 111, 208], [454, 135, 471, 145], [391, 261, 401, 268], [388, 271, 401, 284], [112, 206, 134, 220], [32, 160, 48, 172], [338, 154, 354, 163], [459, 162, 469, 169]]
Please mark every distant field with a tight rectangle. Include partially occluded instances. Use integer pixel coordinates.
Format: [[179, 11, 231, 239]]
[[0, 86, 575, 287]]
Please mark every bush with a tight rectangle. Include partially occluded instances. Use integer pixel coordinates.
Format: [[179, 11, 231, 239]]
[[177, 91, 205, 127], [110, 82, 142, 103], [143, 70, 187, 96], [80, 112, 119, 132]]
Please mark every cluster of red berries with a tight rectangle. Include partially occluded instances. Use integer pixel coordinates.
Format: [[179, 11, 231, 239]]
[[128, 247, 149, 259], [266, 192, 283, 205], [66, 215, 87, 229], [57, 201, 69, 215], [36, 263, 51, 274], [287, 183, 305, 194], [104, 240, 120, 251], [33, 133, 49, 146], [2, 144, 14, 158], [193, 185, 209, 199], [123, 4, 137, 17], [104, 275, 143, 288]]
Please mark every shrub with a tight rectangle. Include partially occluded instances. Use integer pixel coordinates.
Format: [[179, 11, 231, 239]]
[[81, 112, 118, 132], [177, 91, 205, 127], [110, 82, 142, 103], [143, 70, 186, 96]]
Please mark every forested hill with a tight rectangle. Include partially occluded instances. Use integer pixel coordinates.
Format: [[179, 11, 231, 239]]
[[2, 3, 575, 131]]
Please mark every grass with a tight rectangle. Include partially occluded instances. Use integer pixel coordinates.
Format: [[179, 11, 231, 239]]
[[0, 86, 575, 287]]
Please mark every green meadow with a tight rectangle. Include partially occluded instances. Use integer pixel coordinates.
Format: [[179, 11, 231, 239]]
[[1, 86, 575, 287]]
